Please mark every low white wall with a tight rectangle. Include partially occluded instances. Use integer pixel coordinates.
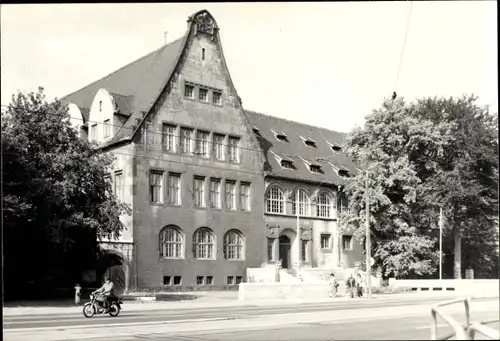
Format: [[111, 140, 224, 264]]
[[246, 267, 278, 283], [391, 279, 499, 295], [239, 282, 351, 301]]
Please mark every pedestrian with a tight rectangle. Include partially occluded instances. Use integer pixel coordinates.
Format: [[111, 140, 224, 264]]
[[356, 274, 364, 298], [328, 273, 339, 298], [346, 273, 356, 298]]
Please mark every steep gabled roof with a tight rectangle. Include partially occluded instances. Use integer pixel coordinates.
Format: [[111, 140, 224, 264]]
[[59, 35, 187, 143], [245, 110, 360, 186]]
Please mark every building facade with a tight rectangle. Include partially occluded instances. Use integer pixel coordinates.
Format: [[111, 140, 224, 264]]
[[61, 10, 362, 291]]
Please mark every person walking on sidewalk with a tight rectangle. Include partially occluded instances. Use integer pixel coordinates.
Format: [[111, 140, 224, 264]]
[[356, 274, 364, 298], [346, 273, 356, 298], [328, 273, 339, 298]]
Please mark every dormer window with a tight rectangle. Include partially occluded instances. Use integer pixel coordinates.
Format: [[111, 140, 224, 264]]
[[252, 125, 260, 133], [310, 165, 322, 173], [300, 136, 317, 148], [330, 162, 350, 177], [99, 101, 102, 112], [338, 169, 350, 177], [271, 129, 288, 142], [271, 151, 294, 170], [281, 160, 294, 169], [328, 141, 342, 152]]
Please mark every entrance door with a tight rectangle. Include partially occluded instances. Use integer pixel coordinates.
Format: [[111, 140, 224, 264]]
[[279, 235, 291, 269]]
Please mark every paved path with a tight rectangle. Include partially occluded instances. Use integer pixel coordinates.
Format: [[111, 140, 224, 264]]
[[3, 296, 498, 340]]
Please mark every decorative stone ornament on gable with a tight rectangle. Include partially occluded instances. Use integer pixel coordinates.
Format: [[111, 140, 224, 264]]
[[300, 226, 313, 240], [189, 11, 218, 38]]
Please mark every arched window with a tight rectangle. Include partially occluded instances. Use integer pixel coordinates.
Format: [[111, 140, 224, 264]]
[[292, 189, 310, 216], [159, 225, 184, 259], [316, 191, 333, 218], [224, 230, 244, 260], [193, 227, 215, 259], [265, 185, 285, 214]]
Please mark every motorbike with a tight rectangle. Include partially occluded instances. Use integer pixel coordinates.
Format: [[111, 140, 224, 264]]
[[83, 292, 123, 318]]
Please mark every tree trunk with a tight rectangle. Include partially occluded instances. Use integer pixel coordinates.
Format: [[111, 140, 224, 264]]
[[453, 226, 462, 279]]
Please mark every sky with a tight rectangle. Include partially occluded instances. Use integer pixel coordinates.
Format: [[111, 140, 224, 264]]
[[1, 2, 497, 133]]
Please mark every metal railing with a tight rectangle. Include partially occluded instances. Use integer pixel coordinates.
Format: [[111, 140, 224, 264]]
[[430, 296, 499, 340]]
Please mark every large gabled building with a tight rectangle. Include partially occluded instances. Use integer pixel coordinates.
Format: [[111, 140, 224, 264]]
[[60, 9, 362, 292]]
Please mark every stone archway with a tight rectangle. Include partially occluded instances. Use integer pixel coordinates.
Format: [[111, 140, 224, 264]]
[[278, 229, 298, 270], [98, 249, 130, 296], [278, 235, 291, 269]]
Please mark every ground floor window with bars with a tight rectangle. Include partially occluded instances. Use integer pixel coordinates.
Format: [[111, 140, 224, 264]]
[[160, 226, 183, 258], [224, 230, 244, 260], [193, 228, 215, 259]]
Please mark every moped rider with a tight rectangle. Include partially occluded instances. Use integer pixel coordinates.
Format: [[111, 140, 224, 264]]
[[94, 276, 114, 313]]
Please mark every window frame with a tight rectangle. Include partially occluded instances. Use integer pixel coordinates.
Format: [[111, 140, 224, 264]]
[[265, 185, 285, 214], [240, 182, 251, 212], [168, 173, 182, 206], [223, 230, 245, 260], [225, 180, 237, 211], [209, 178, 222, 209], [192, 227, 215, 260], [321, 233, 332, 250], [159, 225, 184, 259], [162, 124, 177, 152], [150, 170, 164, 204]]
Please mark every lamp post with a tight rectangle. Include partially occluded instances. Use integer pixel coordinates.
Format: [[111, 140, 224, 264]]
[[365, 175, 372, 299]]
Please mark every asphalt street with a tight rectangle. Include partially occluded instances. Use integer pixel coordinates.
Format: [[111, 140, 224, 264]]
[[4, 296, 499, 341]]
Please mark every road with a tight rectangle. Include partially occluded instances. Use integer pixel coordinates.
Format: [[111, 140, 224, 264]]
[[4, 296, 499, 341]]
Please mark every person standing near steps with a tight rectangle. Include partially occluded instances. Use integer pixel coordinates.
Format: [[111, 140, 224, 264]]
[[328, 273, 339, 298], [346, 273, 356, 298]]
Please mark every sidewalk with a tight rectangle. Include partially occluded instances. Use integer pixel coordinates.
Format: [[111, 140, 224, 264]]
[[4, 291, 497, 317]]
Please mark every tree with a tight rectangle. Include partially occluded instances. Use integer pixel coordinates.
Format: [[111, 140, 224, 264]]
[[342, 94, 499, 279], [2, 88, 130, 299], [341, 98, 441, 279], [411, 95, 499, 279]]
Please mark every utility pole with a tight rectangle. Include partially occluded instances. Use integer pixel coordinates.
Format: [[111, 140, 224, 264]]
[[439, 207, 443, 280], [296, 211, 301, 272], [365, 176, 372, 299]]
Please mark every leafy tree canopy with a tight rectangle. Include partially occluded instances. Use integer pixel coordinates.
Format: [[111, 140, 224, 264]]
[[2, 88, 130, 298], [341, 95, 498, 279]]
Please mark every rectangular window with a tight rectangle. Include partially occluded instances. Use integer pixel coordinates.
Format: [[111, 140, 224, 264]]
[[173, 276, 182, 285], [103, 119, 111, 138], [195, 130, 209, 157], [150, 171, 163, 203], [321, 234, 331, 249], [162, 124, 176, 152], [180, 128, 193, 154], [228, 137, 240, 163], [212, 91, 222, 105], [196, 276, 204, 285], [227, 276, 234, 285], [209, 178, 221, 209], [343, 235, 353, 250], [301, 240, 309, 262], [114, 171, 124, 201], [163, 276, 171, 285], [184, 84, 194, 98], [225, 180, 236, 210], [194, 176, 205, 208], [240, 182, 251, 211], [168, 173, 181, 205], [199, 88, 208, 102], [91, 124, 98, 141], [206, 276, 214, 285], [235, 276, 243, 284], [267, 238, 275, 261], [213, 134, 225, 161]]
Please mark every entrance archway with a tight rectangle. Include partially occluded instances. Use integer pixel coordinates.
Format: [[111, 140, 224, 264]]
[[279, 235, 292, 269], [98, 251, 129, 296]]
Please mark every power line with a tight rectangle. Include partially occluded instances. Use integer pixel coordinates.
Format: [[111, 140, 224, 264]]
[[395, 1, 414, 93]]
